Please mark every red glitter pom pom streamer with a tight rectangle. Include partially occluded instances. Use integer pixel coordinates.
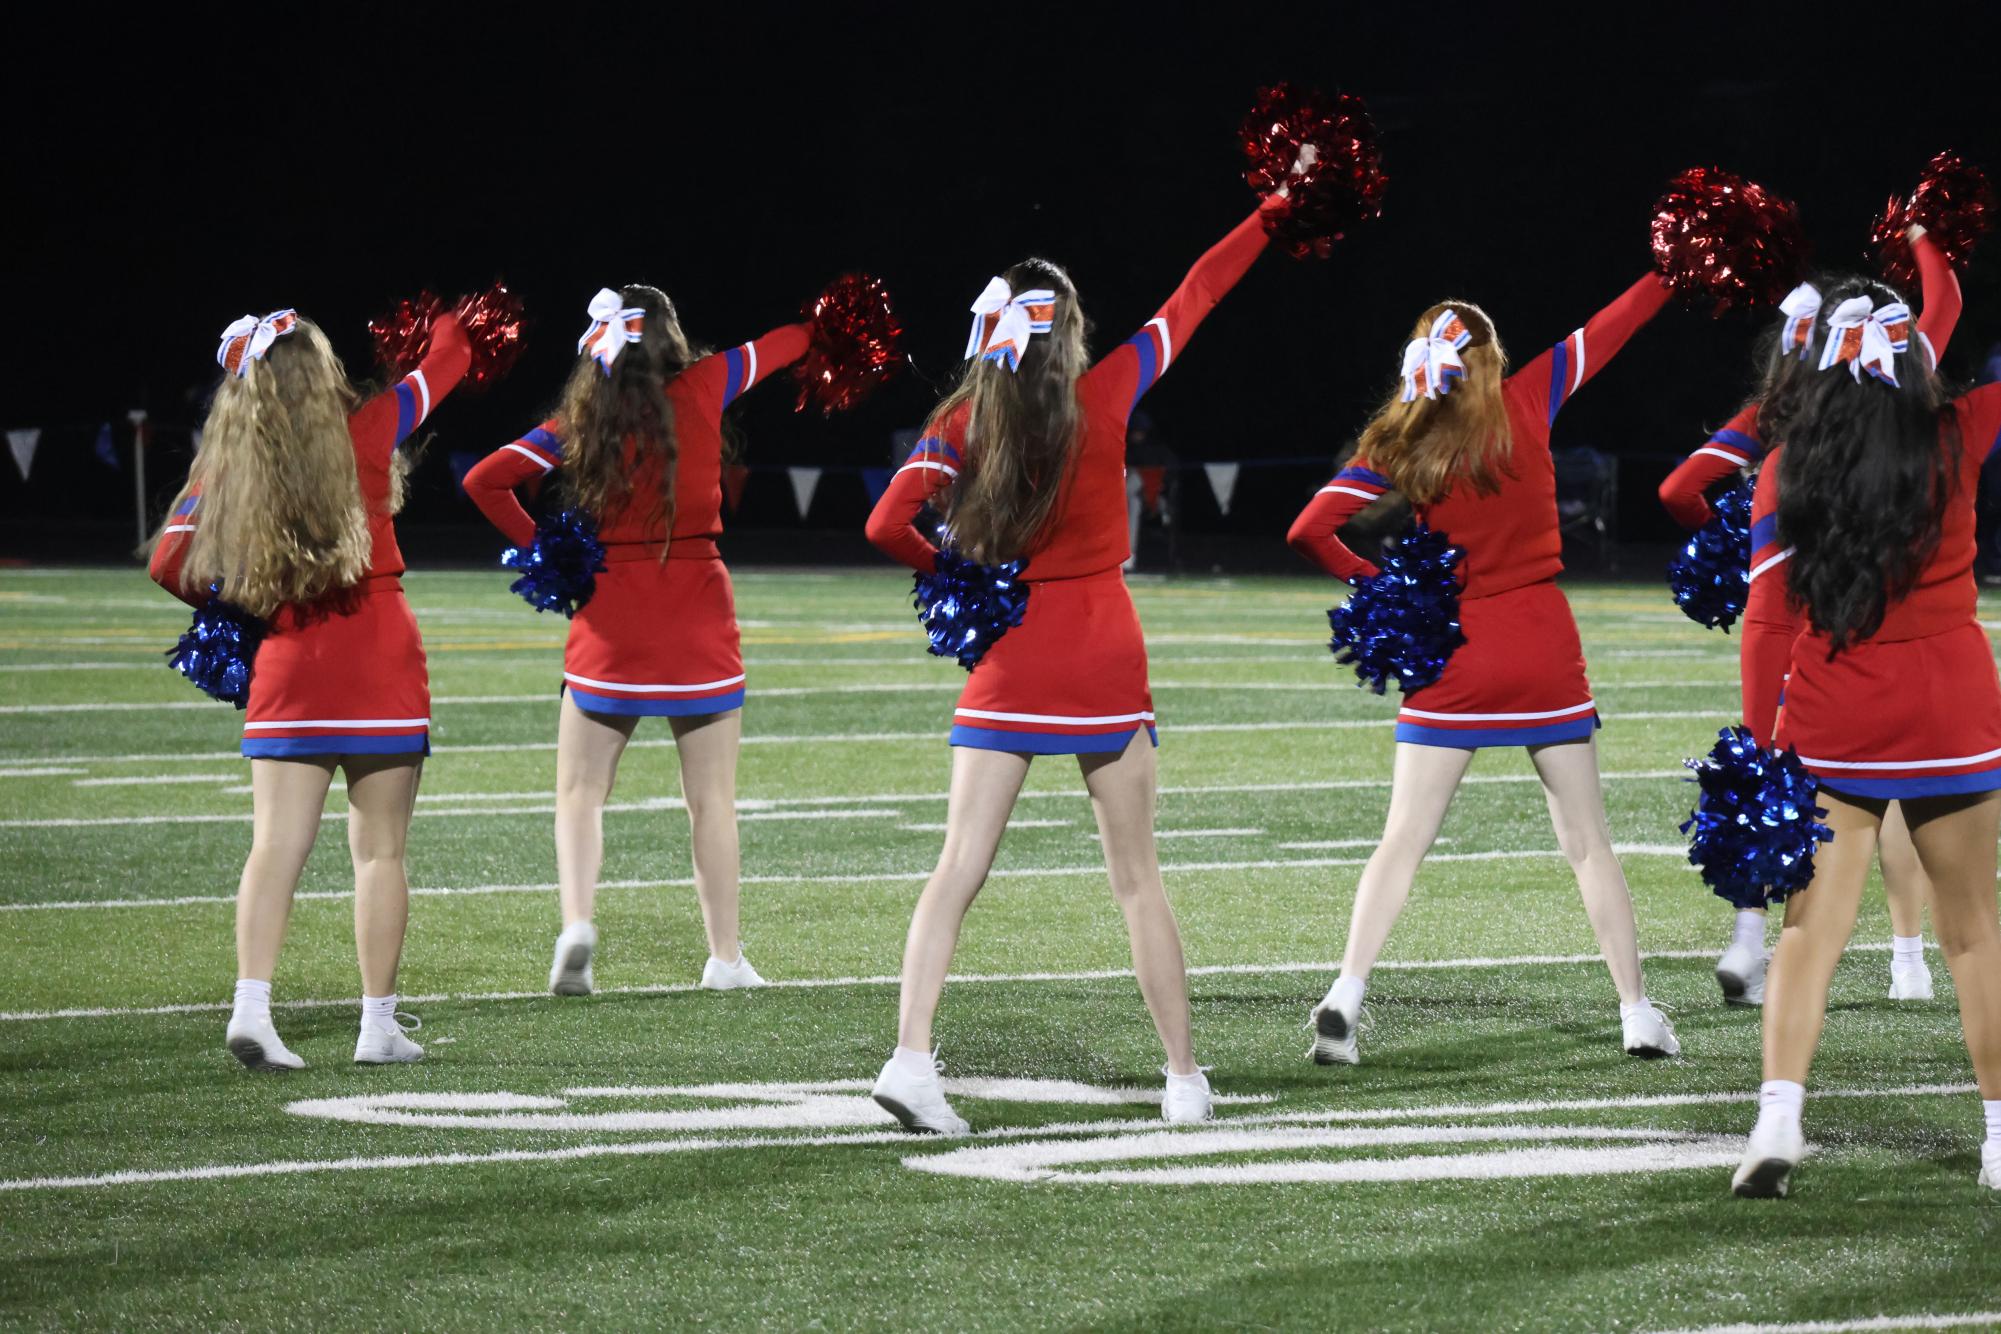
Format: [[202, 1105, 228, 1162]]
[[795, 273, 905, 415], [1650, 168, 1807, 315], [369, 283, 526, 392], [1240, 83, 1387, 261], [1871, 151, 1993, 291]]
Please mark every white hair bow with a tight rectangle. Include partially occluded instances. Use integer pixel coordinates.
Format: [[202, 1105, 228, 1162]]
[[1777, 283, 1822, 360], [577, 288, 646, 374], [965, 277, 1056, 372], [216, 309, 299, 377], [1398, 309, 1472, 403], [1817, 295, 1912, 386]]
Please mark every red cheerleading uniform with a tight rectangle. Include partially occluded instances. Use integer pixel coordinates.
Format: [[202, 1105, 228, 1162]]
[[1656, 232, 1961, 748], [463, 323, 810, 716], [866, 207, 1272, 753], [149, 317, 471, 757], [1288, 275, 1670, 747]]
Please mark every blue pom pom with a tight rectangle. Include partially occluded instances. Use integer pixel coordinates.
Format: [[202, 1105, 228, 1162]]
[[1327, 523, 1467, 694], [501, 510, 608, 617], [1680, 725, 1834, 907], [167, 592, 265, 709], [912, 549, 1030, 670], [1666, 479, 1753, 631]]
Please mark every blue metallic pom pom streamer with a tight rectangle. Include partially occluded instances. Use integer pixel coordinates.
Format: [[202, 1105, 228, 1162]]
[[1681, 725, 1833, 908], [501, 510, 609, 618], [167, 591, 265, 709], [1666, 479, 1752, 631], [1327, 524, 1466, 694], [911, 549, 1029, 670]]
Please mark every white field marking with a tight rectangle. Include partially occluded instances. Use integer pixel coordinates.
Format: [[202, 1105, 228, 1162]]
[[902, 819, 1073, 832], [1280, 836, 1453, 851], [1651, 1314, 2001, 1334], [0, 767, 85, 778], [0, 662, 160, 672], [0, 803, 906, 831], [0, 843, 1697, 908], [71, 773, 241, 788], [0, 943, 1904, 1022], [1091, 827, 1262, 841], [3, 1081, 1971, 1196], [904, 1123, 1747, 1185]]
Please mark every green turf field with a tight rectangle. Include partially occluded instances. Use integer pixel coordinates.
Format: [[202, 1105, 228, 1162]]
[[2, 566, 1996, 1332]]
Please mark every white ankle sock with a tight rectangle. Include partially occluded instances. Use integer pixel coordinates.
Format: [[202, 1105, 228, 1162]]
[[1619, 998, 1655, 1020], [1984, 1099, 2001, 1148], [1892, 935, 1925, 966], [892, 1045, 936, 1076], [1757, 1079, 1805, 1129], [1164, 1066, 1208, 1087], [1733, 910, 1766, 950], [232, 978, 272, 1022], [1328, 975, 1366, 1013], [361, 994, 397, 1029]]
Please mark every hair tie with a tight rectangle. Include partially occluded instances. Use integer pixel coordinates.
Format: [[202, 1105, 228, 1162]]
[[577, 288, 646, 374], [1398, 309, 1472, 403], [1817, 295, 1912, 387], [965, 278, 1057, 373], [216, 310, 299, 377]]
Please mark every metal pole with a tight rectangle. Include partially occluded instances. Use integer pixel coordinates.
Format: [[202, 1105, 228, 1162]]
[[128, 409, 148, 547]]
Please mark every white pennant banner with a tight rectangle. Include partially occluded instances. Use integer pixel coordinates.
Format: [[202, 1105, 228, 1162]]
[[1203, 462, 1241, 516], [6, 428, 41, 481], [788, 467, 823, 520]]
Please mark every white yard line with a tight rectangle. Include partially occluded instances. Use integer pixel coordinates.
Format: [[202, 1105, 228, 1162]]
[[1652, 1315, 2001, 1334]]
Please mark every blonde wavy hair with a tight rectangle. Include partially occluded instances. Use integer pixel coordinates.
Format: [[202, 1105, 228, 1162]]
[[929, 258, 1091, 564], [1356, 301, 1513, 505], [159, 317, 370, 616]]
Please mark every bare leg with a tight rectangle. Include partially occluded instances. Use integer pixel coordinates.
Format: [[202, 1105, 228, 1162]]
[[1528, 735, 1643, 1004], [344, 754, 424, 998], [1903, 792, 2001, 1097], [670, 710, 743, 961], [1878, 800, 1932, 940], [1762, 791, 1882, 1083], [1337, 742, 1475, 979], [1080, 735, 1195, 1075], [237, 757, 336, 981], [894, 746, 1031, 1053], [554, 694, 638, 928]]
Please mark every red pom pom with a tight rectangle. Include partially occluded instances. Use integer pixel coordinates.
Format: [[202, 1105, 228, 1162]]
[[794, 273, 905, 415], [1650, 167, 1808, 315], [452, 282, 528, 391], [1871, 151, 1994, 291], [1240, 83, 1387, 261], [368, 290, 446, 379]]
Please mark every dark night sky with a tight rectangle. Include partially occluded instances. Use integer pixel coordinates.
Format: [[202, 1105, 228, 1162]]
[[9, 3, 2001, 545]]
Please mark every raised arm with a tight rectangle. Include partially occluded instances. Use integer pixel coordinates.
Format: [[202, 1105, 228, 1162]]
[[1912, 228, 1961, 366], [1286, 463, 1390, 582], [1511, 275, 1672, 427], [1658, 403, 1763, 529], [864, 434, 959, 574], [681, 322, 813, 411], [1091, 204, 1273, 412], [347, 312, 471, 466], [148, 488, 207, 607], [462, 421, 563, 548]]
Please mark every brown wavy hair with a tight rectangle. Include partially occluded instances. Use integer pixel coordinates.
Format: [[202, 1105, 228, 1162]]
[[157, 317, 368, 617], [553, 284, 701, 542], [928, 259, 1091, 564], [1354, 301, 1513, 505]]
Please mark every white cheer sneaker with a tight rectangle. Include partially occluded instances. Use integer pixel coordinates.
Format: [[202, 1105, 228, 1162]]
[[1161, 1067, 1214, 1124], [1732, 1117, 1805, 1198], [225, 1012, 305, 1072], [1621, 1002, 1680, 1058], [1889, 958, 1934, 1001], [700, 952, 769, 991], [549, 921, 596, 997], [355, 1014, 425, 1065], [1308, 988, 1363, 1066], [1715, 939, 1767, 1007], [871, 1053, 970, 1136], [1980, 1142, 2000, 1191]]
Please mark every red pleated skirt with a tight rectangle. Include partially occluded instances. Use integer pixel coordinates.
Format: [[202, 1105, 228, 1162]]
[[243, 576, 429, 758], [1392, 580, 1597, 749], [562, 542, 744, 716]]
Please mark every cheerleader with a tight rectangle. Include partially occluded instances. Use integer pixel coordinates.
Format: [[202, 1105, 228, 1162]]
[[861, 200, 1283, 1134], [1731, 245, 2001, 1197], [463, 286, 806, 995], [150, 308, 469, 1069], [1658, 232, 1960, 1008], [1288, 276, 1682, 1064]]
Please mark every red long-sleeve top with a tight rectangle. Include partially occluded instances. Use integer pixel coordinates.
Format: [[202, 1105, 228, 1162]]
[[149, 314, 471, 606], [1287, 275, 1670, 595], [1658, 232, 1961, 530], [865, 206, 1273, 579], [463, 323, 810, 553]]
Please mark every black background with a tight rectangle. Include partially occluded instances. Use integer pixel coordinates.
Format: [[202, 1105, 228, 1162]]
[[8, 3, 2001, 557]]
